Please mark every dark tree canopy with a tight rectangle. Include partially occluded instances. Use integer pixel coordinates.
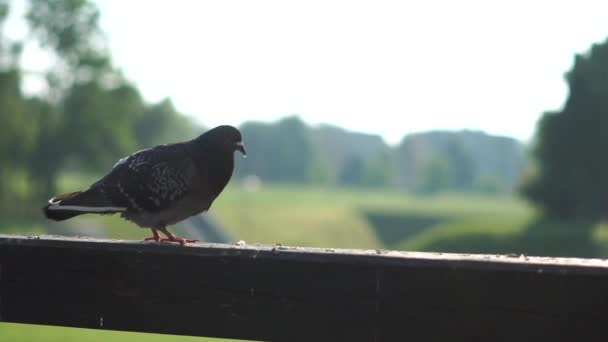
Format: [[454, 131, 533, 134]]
[[522, 39, 608, 220]]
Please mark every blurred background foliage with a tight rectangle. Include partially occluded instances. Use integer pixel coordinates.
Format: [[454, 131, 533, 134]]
[[2, 0, 608, 340], [522, 40, 608, 221], [0, 0, 202, 217], [0, 0, 530, 222], [1, 0, 608, 257]]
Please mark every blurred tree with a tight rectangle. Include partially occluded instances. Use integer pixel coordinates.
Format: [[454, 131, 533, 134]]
[[235, 121, 274, 180], [26, 0, 143, 171], [0, 0, 7, 22], [24, 97, 62, 200], [361, 151, 394, 188], [312, 124, 388, 185], [27, 0, 113, 93], [0, 0, 10, 67], [338, 155, 365, 186], [522, 39, 608, 220], [418, 156, 451, 194], [0, 74, 29, 167], [0, 0, 204, 220], [398, 131, 523, 194], [274, 116, 316, 183], [444, 138, 475, 191], [61, 81, 143, 171], [237, 116, 318, 184], [473, 174, 504, 195], [308, 145, 333, 185], [135, 99, 201, 148], [0, 70, 35, 210], [308, 158, 333, 184], [0, 1, 23, 70]]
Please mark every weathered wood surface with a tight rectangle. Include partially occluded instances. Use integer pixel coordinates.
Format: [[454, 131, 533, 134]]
[[1, 234, 608, 341]]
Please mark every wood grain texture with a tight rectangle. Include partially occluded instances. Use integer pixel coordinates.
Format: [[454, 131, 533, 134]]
[[1, 235, 608, 342]]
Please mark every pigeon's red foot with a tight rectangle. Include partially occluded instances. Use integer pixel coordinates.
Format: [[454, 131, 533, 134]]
[[143, 228, 161, 242], [160, 236, 199, 245], [159, 230, 198, 245]]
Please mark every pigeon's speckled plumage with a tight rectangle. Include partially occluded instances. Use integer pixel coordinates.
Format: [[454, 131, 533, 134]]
[[43, 125, 246, 244]]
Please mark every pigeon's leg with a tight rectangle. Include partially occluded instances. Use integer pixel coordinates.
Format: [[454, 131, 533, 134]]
[[143, 228, 161, 242], [159, 227, 198, 245]]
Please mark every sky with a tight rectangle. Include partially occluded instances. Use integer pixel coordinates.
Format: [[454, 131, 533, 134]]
[[10, 0, 608, 144]]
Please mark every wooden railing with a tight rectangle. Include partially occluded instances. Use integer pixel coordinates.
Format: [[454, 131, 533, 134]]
[[1, 235, 607, 341]]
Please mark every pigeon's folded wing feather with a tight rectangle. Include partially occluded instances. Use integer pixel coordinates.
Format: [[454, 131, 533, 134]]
[[95, 143, 196, 213]]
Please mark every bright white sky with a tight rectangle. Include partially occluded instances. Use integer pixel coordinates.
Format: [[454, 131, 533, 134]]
[[10, 1, 608, 144]]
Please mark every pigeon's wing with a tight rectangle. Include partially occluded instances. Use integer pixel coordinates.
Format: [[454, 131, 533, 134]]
[[94, 143, 196, 213]]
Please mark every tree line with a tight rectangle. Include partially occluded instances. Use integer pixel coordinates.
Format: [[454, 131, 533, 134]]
[[235, 116, 526, 195]]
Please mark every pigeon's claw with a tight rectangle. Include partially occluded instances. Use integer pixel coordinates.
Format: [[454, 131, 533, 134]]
[[143, 228, 161, 242], [159, 229, 198, 245], [160, 237, 199, 245]]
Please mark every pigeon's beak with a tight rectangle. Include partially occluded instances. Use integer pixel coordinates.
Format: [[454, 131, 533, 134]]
[[235, 141, 247, 157]]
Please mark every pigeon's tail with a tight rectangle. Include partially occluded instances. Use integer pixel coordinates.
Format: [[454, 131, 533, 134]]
[[43, 188, 126, 221]]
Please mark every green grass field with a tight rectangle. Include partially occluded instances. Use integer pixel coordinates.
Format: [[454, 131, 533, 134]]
[[3, 181, 608, 341], [213, 185, 608, 257], [8, 180, 608, 256]]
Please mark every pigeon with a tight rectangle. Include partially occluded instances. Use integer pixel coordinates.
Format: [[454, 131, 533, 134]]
[[43, 125, 246, 245]]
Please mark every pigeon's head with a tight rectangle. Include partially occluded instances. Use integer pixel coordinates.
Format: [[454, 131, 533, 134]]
[[206, 125, 247, 157]]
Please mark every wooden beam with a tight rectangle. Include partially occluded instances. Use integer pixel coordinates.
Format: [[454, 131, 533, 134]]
[[1, 235, 607, 341]]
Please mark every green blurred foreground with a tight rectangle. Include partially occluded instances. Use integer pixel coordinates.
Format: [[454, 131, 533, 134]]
[[0, 323, 243, 342], [3, 184, 608, 341]]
